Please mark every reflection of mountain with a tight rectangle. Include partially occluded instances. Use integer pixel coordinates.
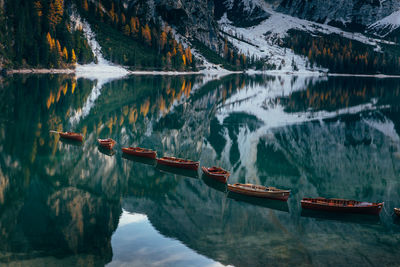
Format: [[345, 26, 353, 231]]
[[280, 77, 400, 113], [122, 76, 400, 266], [0, 75, 121, 264], [2, 74, 400, 266]]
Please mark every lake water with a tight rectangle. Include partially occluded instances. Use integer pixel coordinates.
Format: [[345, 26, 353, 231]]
[[0, 74, 400, 267]]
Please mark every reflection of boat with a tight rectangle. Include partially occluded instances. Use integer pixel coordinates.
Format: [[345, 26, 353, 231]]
[[301, 198, 383, 215], [156, 164, 199, 179], [59, 132, 83, 142], [228, 191, 289, 212], [201, 166, 230, 183], [395, 208, 400, 217], [202, 175, 227, 193], [98, 138, 116, 150], [59, 137, 83, 146], [122, 153, 156, 166], [98, 146, 116, 156], [227, 183, 290, 201], [157, 156, 199, 170], [300, 209, 380, 225], [122, 147, 157, 159]]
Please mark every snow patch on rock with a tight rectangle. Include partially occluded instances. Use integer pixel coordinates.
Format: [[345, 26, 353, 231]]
[[368, 10, 400, 37], [70, 10, 128, 80]]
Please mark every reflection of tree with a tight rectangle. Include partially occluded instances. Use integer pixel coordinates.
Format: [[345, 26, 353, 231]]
[[1, 74, 400, 266], [0, 75, 120, 264], [280, 77, 400, 113]]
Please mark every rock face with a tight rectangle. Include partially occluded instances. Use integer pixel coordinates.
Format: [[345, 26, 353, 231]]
[[124, 0, 222, 50], [277, 0, 400, 30], [214, 0, 270, 27]]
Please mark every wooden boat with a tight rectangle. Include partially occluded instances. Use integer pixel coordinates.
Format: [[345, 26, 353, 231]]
[[227, 183, 290, 201], [201, 166, 230, 183], [301, 198, 383, 215], [59, 132, 83, 142], [122, 147, 157, 159], [395, 208, 400, 217], [156, 156, 199, 170], [98, 138, 116, 150]]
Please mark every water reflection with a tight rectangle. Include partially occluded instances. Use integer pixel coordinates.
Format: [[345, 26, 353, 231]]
[[0, 74, 400, 266]]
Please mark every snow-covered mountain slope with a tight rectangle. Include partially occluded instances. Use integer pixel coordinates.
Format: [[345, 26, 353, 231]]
[[367, 10, 400, 37], [218, 5, 396, 73]]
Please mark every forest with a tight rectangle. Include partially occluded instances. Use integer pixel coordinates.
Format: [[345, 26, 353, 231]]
[[285, 29, 400, 74], [0, 0, 94, 69], [0, 0, 252, 71]]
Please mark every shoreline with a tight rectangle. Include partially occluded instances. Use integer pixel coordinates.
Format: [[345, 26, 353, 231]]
[[7, 68, 75, 74], [6, 68, 400, 78], [6, 68, 233, 76]]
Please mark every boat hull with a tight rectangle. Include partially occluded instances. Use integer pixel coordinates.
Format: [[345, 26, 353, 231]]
[[201, 167, 229, 183], [157, 158, 199, 170], [122, 147, 157, 159], [98, 139, 116, 150], [301, 200, 383, 215], [227, 184, 290, 201], [59, 132, 83, 142]]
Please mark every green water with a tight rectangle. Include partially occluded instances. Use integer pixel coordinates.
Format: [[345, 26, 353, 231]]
[[0, 74, 400, 267]]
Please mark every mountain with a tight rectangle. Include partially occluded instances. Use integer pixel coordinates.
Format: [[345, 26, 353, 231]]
[[277, 0, 400, 31], [0, 0, 399, 74]]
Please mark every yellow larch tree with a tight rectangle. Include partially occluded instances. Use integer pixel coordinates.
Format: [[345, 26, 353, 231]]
[[62, 47, 68, 60], [121, 13, 126, 25], [34, 1, 43, 17], [48, 0, 64, 29], [160, 31, 167, 50], [123, 24, 130, 36], [83, 0, 88, 11], [71, 49, 77, 63], [56, 40, 62, 56], [142, 24, 151, 46], [185, 47, 192, 64]]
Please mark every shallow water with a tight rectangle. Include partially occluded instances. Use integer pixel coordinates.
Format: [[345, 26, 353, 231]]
[[0, 74, 399, 266]]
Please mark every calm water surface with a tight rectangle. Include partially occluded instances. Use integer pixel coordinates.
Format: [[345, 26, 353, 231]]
[[1, 74, 400, 266]]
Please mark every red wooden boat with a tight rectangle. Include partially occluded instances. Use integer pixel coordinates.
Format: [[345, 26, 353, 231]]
[[98, 138, 116, 150], [301, 198, 383, 215], [58, 132, 83, 142], [156, 156, 199, 170], [395, 208, 400, 217], [121, 147, 157, 159], [227, 183, 290, 201], [201, 166, 230, 183]]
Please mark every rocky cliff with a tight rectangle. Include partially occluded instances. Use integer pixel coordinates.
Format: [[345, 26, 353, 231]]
[[277, 0, 400, 30], [122, 0, 222, 50]]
